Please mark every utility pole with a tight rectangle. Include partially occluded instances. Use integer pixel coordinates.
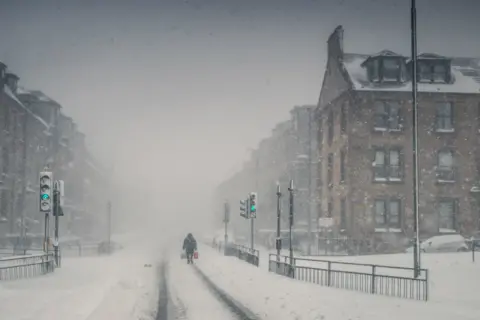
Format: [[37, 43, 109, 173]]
[[276, 183, 282, 261], [307, 107, 313, 256], [107, 201, 112, 250], [224, 201, 230, 254], [288, 179, 294, 267], [411, 0, 421, 278]]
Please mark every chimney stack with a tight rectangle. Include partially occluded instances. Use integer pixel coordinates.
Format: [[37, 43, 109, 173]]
[[327, 25, 344, 62]]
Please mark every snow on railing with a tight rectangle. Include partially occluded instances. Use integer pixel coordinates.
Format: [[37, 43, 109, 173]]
[[0, 253, 55, 280]]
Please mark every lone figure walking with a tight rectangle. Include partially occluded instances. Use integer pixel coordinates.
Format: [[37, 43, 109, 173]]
[[183, 233, 197, 264]]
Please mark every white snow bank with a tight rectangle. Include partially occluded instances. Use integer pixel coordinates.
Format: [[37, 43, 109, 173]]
[[0, 244, 160, 320], [195, 244, 478, 320]]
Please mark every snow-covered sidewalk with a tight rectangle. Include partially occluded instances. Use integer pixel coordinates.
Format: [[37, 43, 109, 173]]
[[195, 244, 478, 320], [0, 246, 160, 320]]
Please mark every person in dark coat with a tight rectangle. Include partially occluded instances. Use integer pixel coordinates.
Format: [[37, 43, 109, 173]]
[[183, 233, 197, 264]]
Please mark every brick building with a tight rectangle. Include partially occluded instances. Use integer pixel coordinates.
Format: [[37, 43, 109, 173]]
[[316, 26, 480, 246]]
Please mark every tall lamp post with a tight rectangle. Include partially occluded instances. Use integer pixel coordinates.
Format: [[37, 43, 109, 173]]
[[411, 0, 421, 278]]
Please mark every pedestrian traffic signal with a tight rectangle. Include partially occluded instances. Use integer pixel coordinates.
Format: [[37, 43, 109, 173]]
[[249, 192, 257, 218], [240, 199, 246, 218], [39, 171, 53, 212]]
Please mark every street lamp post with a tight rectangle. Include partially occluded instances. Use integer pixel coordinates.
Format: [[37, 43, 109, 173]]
[[411, 0, 421, 278], [276, 183, 282, 261], [307, 107, 313, 256]]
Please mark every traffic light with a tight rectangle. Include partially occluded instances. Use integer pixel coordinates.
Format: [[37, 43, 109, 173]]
[[39, 171, 53, 212], [240, 199, 246, 218], [52, 180, 64, 217], [249, 192, 257, 219]]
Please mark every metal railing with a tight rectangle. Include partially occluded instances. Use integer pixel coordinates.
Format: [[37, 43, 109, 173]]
[[268, 254, 295, 278], [268, 254, 429, 301], [231, 244, 260, 267], [0, 253, 55, 281]]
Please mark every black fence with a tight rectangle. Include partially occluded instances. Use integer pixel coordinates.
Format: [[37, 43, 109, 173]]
[[0, 253, 55, 280], [268, 254, 429, 301], [230, 244, 260, 267], [268, 254, 295, 278]]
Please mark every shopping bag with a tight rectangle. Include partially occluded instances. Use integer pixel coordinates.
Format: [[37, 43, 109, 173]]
[[193, 251, 199, 259], [180, 252, 187, 259]]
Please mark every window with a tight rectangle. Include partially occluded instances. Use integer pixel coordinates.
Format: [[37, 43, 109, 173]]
[[340, 149, 346, 184], [328, 110, 334, 145], [367, 59, 381, 82], [373, 148, 402, 181], [437, 199, 456, 231], [328, 201, 333, 218], [340, 198, 346, 230], [436, 150, 455, 182], [418, 61, 449, 83], [418, 62, 431, 82], [433, 64, 447, 83], [374, 199, 401, 228], [327, 153, 333, 188], [383, 58, 401, 81], [340, 102, 347, 134], [373, 101, 402, 131], [435, 102, 454, 131]]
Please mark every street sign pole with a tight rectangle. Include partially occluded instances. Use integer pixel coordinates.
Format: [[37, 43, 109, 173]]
[[276, 183, 282, 261], [288, 180, 294, 275], [224, 201, 230, 255], [107, 201, 112, 251]]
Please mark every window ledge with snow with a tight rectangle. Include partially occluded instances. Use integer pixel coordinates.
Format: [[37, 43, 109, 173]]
[[436, 179, 455, 184], [374, 177, 403, 183], [435, 128, 455, 133], [375, 227, 402, 233], [373, 127, 403, 133]]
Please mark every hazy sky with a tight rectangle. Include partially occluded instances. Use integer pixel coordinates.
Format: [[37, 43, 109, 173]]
[[1, 0, 479, 228]]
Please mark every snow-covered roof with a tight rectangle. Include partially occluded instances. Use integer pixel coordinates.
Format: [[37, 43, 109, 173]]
[[17, 88, 62, 107], [343, 53, 480, 94], [85, 158, 104, 176], [3, 86, 50, 130]]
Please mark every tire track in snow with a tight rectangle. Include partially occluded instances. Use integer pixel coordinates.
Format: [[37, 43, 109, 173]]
[[192, 264, 260, 320], [155, 261, 169, 320]]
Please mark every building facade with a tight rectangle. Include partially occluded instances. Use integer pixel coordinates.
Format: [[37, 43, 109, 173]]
[[0, 61, 107, 242], [214, 106, 318, 244], [317, 26, 480, 248]]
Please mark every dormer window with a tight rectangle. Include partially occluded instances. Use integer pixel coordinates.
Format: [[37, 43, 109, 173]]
[[414, 53, 451, 84], [383, 58, 401, 81], [363, 51, 407, 84]]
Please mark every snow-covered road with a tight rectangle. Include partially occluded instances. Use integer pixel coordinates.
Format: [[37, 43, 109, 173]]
[[166, 253, 240, 320]]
